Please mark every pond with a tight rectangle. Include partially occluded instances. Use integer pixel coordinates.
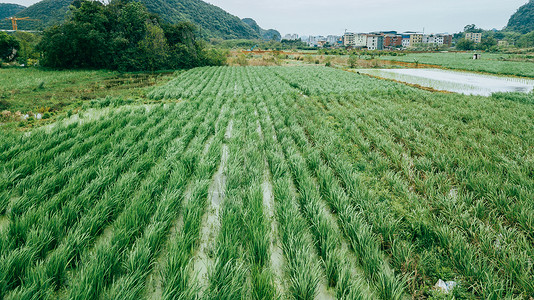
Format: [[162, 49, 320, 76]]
[[358, 68, 534, 96]]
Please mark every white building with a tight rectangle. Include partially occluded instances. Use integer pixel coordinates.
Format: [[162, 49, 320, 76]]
[[423, 34, 443, 45], [343, 32, 367, 47], [326, 35, 341, 45], [354, 34, 367, 47], [366, 35, 383, 50], [283, 34, 299, 41]]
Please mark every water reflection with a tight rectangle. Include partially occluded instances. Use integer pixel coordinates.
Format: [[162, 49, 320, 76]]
[[359, 69, 534, 96]]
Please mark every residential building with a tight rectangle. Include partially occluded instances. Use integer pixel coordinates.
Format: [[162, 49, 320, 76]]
[[366, 34, 384, 50], [498, 40, 509, 47], [465, 32, 482, 43], [283, 34, 299, 41], [326, 35, 341, 46], [409, 33, 423, 47], [401, 35, 411, 48], [384, 34, 403, 48], [343, 32, 356, 46], [354, 34, 367, 47]]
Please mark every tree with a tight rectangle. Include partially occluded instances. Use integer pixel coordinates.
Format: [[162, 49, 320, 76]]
[[38, 0, 226, 71], [517, 31, 534, 48], [456, 39, 475, 50], [477, 37, 497, 50], [138, 21, 169, 71], [464, 24, 483, 33], [0, 32, 20, 62]]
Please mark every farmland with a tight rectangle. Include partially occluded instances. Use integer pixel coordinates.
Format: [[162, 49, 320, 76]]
[[1, 66, 533, 299], [379, 52, 534, 78]]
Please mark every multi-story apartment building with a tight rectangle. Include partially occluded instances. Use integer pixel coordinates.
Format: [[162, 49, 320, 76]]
[[409, 33, 423, 47], [366, 34, 384, 50], [343, 32, 355, 46], [465, 32, 482, 43], [343, 33, 367, 48], [384, 34, 403, 48]]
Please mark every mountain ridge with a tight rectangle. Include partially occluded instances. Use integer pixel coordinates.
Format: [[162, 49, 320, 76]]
[[0, 3, 26, 20], [0, 0, 277, 40], [506, 0, 534, 33]]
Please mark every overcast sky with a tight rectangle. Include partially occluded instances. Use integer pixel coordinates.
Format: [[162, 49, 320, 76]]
[[206, 0, 528, 36], [1, 0, 528, 36]]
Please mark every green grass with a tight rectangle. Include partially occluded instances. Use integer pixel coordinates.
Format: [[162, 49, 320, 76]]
[[0, 68, 174, 131], [0, 65, 532, 299]]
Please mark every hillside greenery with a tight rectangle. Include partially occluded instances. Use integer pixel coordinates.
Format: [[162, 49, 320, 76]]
[[242, 18, 281, 41], [507, 0, 534, 34], [0, 3, 25, 19], [1, 0, 264, 40], [38, 0, 227, 71]]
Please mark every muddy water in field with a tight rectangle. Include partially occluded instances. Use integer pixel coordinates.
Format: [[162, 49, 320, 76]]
[[359, 68, 534, 96], [0, 215, 8, 231], [194, 121, 232, 295]]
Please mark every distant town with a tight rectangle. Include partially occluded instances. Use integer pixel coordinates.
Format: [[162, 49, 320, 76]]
[[282, 31, 484, 50]]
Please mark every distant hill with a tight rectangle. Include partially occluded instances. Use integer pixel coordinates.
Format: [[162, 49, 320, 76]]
[[507, 0, 534, 33], [0, 0, 263, 40], [1, 0, 72, 30], [242, 18, 281, 41], [0, 3, 26, 20]]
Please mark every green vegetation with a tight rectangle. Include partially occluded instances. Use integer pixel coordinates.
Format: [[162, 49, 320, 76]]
[[1, 0, 263, 40], [0, 3, 25, 19], [0, 68, 173, 130], [0, 32, 19, 63], [37, 0, 226, 71], [506, 0, 534, 34], [1, 65, 532, 299], [380, 52, 534, 77], [242, 18, 281, 41]]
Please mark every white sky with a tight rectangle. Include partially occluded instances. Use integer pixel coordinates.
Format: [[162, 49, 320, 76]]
[[1, 0, 528, 36]]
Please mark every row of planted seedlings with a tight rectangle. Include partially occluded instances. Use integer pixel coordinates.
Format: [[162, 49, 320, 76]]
[[1, 106, 165, 237], [290, 92, 527, 297], [0, 104, 182, 297], [149, 67, 295, 101], [0, 98, 221, 299], [157, 97, 233, 300], [0, 110, 135, 215], [316, 91, 534, 296], [204, 96, 276, 299], [99, 96, 233, 300], [334, 88, 534, 240], [292, 93, 504, 296], [58, 96, 228, 300], [255, 96, 325, 300], [0, 108, 130, 183], [262, 93, 405, 300]]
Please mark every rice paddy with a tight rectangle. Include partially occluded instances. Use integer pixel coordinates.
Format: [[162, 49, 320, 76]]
[[359, 68, 534, 96], [1, 66, 533, 299]]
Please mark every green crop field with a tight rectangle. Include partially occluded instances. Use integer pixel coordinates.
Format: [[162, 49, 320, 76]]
[[0, 66, 533, 299], [379, 52, 534, 78]]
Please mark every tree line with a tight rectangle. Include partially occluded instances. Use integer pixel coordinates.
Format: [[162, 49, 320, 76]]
[[1, 0, 227, 71]]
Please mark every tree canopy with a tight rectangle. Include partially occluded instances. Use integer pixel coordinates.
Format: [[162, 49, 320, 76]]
[[507, 0, 534, 34], [38, 0, 226, 71], [0, 31, 19, 62]]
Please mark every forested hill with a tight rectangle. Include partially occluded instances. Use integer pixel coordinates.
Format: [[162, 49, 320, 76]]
[[507, 0, 534, 33], [0, 3, 25, 19], [141, 0, 259, 39], [0, 0, 263, 40], [242, 18, 281, 41], [1, 0, 72, 30]]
